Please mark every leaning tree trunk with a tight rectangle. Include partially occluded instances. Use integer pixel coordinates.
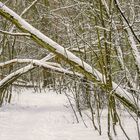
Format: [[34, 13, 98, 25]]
[[0, 2, 139, 116]]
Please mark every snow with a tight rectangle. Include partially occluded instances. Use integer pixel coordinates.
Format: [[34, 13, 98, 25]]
[[0, 29, 30, 36], [0, 65, 34, 87], [0, 89, 96, 140], [0, 2, 102, 80], [0, 89, 139, 140], [0, 2, 137, 102], [0, 59, 82, 88]]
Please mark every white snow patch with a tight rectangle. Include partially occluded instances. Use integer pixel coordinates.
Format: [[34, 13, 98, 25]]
[[0, 89, 139, 140], [0, 89, 96, 140]]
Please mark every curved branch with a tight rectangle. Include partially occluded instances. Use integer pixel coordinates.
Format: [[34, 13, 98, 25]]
[[0, 29, 31, 36], [0, 58, 60, 68], [0, 2, 139, 116], [0, 59, 83, 89]]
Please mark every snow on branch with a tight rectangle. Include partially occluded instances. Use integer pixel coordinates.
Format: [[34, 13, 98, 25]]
[[0, 59, 60, 68], [0, 29, 30, 36], [114, 0, 140, 71], [0, 64, 35, 89], [0, 59, 36, 68], [0, 53, 55, 89], [0, 2, 133, 97], [0, 58, 82, 77], [0, 2, 106, 97], [101, 0, 136, 88], [0, 58, 83, 89], [0, 2, 139, 115]]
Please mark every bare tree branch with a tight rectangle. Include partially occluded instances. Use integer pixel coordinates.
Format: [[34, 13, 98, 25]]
[[0, 29, 30, 36]]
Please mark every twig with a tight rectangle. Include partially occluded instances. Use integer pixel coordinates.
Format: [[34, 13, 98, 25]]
[[0, 29, 30, 36]]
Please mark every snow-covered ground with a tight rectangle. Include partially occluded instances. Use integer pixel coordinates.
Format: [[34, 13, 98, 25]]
[[0, 89, 139, 140]]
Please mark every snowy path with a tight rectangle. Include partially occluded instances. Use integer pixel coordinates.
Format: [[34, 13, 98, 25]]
[[0, 89, 104, 140], [0, 89, 139, 140]]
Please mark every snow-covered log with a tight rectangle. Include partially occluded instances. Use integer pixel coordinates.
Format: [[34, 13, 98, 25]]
[[0, 53, 53, 92], [0, 64, 35, 89], [0, 58, 83, 89], [0, 59, 61, 68], [0, 2, 139, 116]]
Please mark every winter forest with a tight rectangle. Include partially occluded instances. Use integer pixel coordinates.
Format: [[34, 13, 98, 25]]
[[0, 0, 140, 140]]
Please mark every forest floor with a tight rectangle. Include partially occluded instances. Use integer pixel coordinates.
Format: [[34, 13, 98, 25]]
[[0, 88, 139, 140]]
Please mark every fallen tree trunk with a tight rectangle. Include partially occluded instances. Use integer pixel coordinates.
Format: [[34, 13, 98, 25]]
[[0, 58, 83, 90], [0, 2, 139, 116]]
